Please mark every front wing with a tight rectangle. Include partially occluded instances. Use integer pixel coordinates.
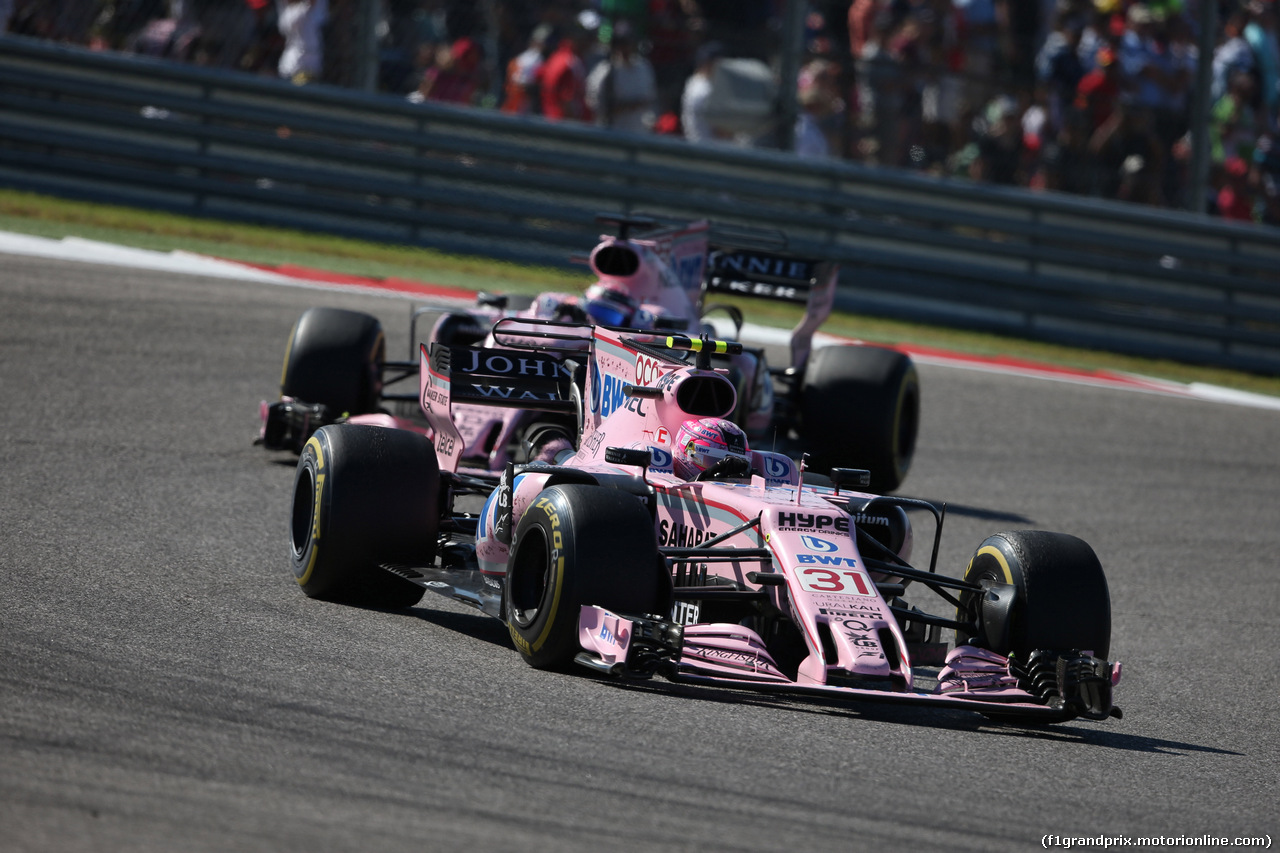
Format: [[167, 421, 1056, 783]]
[[577, 605, 1122, 723]]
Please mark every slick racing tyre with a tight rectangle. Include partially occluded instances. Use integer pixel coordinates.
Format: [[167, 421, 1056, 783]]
[[290, 424, 437, 608], [504, 485, 670, 670], [956, 530, 1111, 659], [799, 344, 919, 494], [280, 307, 385, 417], [430, 312, 489, 347]]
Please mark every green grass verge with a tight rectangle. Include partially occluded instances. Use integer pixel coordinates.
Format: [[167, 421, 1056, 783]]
[[3, 188, 1278, 399]]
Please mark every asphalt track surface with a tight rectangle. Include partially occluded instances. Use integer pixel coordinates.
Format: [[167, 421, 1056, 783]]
[[2, 252, 1278, 852]]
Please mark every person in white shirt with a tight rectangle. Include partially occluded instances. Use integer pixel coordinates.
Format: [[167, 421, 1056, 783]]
[[681, 41, 724, 144], [586, 21, 657, 134], [276, 0, 328, 84]]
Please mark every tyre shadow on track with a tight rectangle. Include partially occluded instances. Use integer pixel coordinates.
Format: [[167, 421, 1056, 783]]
[[588, 678, 1238, 756], [910, 501, 1034, 525]]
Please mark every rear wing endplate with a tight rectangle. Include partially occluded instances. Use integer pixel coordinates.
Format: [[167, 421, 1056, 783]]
[[703, 247, 838, 369]]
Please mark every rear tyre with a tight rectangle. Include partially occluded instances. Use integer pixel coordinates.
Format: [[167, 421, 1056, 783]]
[[431, 311, 489, 347], [799, 344, 919, 493], [281, 307, 385, 416], [290, 424, 437, 608], [504, 485, 669, 669], [956, 530, 1111, 659]]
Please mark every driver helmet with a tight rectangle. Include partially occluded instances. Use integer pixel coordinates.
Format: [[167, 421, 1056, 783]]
[[583, 283, 639, 328], [672, 417, 750, 480]]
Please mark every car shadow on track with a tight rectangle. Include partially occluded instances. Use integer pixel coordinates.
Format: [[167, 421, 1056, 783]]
[[402, 604, 515, 650], [588, 678, 1237, 755], [386, 604, 1231, 756]]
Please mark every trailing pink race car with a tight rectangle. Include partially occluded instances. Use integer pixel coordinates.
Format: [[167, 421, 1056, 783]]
[[259, 216, 920, 493], [286, 320, 1121, 724]]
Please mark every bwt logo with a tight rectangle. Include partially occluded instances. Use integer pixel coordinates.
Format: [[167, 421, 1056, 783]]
[[801, 535, 838, 553], [593, 372, 628, 417]]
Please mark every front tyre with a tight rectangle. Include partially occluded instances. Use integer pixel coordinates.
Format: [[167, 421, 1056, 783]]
[[799, 344, 919, 493], [504, 485, 669, 669], [956, 530, 1111, 659], [290, 424, 437, 608], [281, 307, 385, 416]]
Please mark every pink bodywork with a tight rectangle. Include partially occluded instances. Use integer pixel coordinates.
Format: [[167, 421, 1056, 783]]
[[420, 314, 1120, 717]]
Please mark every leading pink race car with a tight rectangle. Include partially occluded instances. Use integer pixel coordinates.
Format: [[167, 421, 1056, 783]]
[[285, 319, 1121, 724]]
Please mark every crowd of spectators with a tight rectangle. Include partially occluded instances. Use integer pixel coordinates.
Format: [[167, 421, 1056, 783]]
[[5, 0, 1279, 224]]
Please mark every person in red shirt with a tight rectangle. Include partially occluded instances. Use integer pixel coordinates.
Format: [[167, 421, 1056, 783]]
[[1217, 156, 1255, 220], [539, 29, 591, 121], [1074, 46, 1122, 132]]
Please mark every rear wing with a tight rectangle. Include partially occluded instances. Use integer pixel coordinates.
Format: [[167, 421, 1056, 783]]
[[419, 342, 576, 472], [703, 247, 838, 370]]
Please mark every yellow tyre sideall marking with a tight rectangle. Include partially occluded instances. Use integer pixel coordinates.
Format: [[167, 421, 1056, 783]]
[[296, 436, 326, 586], [280, 319, 300, 388], [971, 544, 1014, 586], [529, 555, 565, 653], [529, 506, 563, 653]]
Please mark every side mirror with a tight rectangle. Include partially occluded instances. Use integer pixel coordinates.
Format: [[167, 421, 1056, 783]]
[[605, 446, 652, 468]]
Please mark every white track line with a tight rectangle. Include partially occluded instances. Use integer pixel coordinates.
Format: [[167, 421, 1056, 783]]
[[4, 230, 1277, 411]]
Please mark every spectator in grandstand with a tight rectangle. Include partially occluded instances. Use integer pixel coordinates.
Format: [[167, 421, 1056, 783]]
[[1212, 9, 1255, 103], [410, 36, 484, 105], [1212, 67, 1263, 165], [502, 23, 553, 114], [681, 40, 724, 144], [794, 59, 843, 158], [1244, 0, 1279, 126], [968, 95, 1028, 186], [853, 9, 902, 165], [647, 0, 699, 115], [952, 0, 1000, 104], [1038, 12, 1087, 135], [1216, 155, 1255, 219], [276, 0, 327, 84], [539, 25, 591, 121], [585, 20, 657, 133], [1075, 44, 1123, 135]]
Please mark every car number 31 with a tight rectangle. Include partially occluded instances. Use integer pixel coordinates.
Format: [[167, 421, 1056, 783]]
[[796, 567, 874, 596]]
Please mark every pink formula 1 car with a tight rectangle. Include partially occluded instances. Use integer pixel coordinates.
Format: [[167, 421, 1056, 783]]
[[286, 321, 1121, 724], [259, 217, 920, 493]]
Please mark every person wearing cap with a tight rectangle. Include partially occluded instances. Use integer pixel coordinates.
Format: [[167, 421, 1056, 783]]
[[681, 41, 724, 144], [503, 23, 553, 114], [586, 20, 657, 133]]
